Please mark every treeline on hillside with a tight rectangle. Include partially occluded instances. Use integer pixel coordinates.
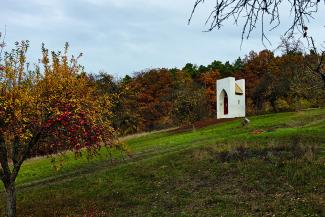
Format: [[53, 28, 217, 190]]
[[90, 47, 325, 136]]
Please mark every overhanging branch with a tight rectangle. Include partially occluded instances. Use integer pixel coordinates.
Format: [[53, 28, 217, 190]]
[[189, 0, 324, 42]]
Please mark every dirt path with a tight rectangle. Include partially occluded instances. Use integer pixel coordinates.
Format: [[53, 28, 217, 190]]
[[1, 118, 239, 194], [1, 137, 211, 193], [169, 118, 238, 134]]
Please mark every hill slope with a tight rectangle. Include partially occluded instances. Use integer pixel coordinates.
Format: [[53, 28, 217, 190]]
[[1, 109, 325, 216]]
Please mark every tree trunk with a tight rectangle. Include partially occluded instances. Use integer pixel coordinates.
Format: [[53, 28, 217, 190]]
[[5, 182, 16, 217]]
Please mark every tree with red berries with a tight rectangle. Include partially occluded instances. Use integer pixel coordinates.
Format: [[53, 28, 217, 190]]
[[0, 39, 117, 217]]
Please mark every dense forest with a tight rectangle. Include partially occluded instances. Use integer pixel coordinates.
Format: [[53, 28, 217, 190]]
[[1, 38, 324, 138], [91, 41, 325, 135]]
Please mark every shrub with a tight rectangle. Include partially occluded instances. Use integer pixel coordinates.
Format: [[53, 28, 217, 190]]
[[275, 98, 290, 111]]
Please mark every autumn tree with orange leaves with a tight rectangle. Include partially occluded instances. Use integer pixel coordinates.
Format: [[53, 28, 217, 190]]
[[0, 40, 117, 217], [198, 70, 220, 113], [128, 69, 174, 131]]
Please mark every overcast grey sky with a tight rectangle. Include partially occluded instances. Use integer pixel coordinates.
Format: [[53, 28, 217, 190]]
[[1, 0, 325, 77]]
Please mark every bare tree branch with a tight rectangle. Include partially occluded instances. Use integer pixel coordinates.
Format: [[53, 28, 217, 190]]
[[189, 0, 324, 43]]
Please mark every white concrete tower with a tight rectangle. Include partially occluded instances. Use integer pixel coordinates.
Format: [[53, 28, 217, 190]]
[[216, 77, 245, 119]]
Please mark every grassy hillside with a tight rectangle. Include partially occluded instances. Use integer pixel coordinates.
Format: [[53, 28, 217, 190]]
[[1, 109, 325, 216]]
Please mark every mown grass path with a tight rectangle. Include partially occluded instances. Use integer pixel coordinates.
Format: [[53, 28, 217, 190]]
[[1, 109, 325, 216]]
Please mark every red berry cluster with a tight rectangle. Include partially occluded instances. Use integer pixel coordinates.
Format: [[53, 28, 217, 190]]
[[43, 104, 106, 155]]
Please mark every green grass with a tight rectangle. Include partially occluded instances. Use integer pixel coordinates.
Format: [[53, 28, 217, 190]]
[[1, 108, 325, 216]]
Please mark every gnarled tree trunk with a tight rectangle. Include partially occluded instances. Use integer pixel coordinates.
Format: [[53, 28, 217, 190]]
[[1, 135, 18, 217], [1, 133, 41, 217], [5, 182, 16, 217]]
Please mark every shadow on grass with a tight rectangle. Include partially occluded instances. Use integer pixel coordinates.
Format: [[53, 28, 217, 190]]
[[217, 138, 319, 163]]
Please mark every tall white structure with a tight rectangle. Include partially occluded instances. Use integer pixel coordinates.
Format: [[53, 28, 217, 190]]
[[216, 77, 245, 119]]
